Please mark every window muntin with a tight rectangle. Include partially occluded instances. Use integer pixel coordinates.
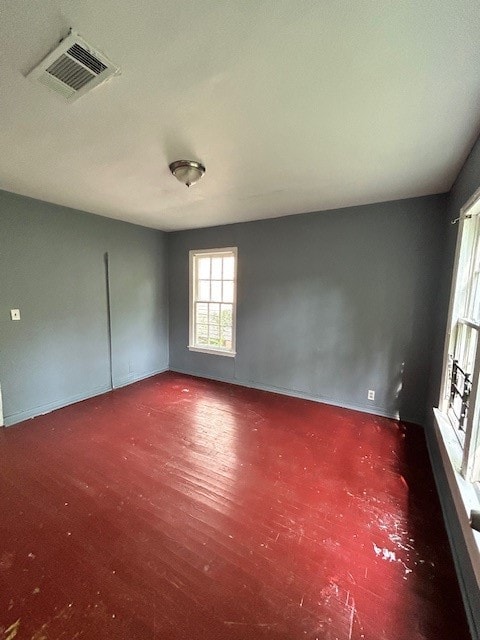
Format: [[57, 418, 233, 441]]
[[189, 248, 237, 356]]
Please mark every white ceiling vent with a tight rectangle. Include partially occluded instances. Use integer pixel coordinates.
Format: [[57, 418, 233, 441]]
[[27, 32, 119, 102]]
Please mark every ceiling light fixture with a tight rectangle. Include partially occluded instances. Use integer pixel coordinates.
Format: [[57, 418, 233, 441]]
[[169, 160, 206, 187]]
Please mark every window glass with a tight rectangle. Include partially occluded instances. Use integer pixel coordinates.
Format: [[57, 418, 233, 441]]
[[190, 249, 237, 356]]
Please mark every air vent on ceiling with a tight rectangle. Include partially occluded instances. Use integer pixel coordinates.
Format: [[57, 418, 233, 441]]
[[26, 32, 119, 102]]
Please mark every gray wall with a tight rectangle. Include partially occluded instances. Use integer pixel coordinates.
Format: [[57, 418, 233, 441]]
[[425, 135, 480, 640], [0, 190, 168, 426], [168, 194, 448, 424]]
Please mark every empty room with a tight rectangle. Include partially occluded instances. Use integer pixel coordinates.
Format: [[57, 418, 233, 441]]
[[1, 1, 480, 639]]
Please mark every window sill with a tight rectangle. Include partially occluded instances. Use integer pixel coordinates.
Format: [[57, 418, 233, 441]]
[[188, 346, 236, 358], [432, 408, 480, 577]]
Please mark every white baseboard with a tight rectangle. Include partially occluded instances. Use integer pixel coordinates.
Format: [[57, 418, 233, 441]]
[[114, 366, 169, 389], [0, 383, 4, 427], [169, 367, 423, 425], [3, 366, 169, 427], [4, 384, 112, 427]]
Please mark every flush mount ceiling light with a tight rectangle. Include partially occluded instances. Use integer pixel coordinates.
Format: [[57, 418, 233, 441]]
[[169, 160, 206, 187]]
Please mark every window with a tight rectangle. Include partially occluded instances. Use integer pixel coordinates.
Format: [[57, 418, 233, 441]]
[[440, 190, 480, 483], [189, 248, 237, 357]]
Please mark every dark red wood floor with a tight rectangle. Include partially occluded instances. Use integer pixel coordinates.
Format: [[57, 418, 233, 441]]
[[0, 372, 471, 640]]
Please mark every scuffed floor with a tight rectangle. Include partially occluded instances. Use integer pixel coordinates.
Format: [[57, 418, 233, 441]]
[[0, 372, 471, 639]]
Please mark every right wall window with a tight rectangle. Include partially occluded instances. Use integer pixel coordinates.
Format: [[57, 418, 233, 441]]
[[440, 190, 480, 483]]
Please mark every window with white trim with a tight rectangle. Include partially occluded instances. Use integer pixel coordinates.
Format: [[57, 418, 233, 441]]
[[189, 248, 237, 357], [440, 191, 480, 483]]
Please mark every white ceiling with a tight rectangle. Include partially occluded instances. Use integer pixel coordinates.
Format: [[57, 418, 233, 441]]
[[1, 1, 480, 231]]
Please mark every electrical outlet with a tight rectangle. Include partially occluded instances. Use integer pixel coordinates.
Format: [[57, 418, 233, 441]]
[[367, 389, 375, 401], [10, 309, 20, 321]]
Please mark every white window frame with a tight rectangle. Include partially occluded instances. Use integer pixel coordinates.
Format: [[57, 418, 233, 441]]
[[188, 247, 237, 357], [439, 188, 480, 484]]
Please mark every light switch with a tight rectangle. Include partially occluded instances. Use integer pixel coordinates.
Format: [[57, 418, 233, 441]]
[[10, 309, 20, 321]]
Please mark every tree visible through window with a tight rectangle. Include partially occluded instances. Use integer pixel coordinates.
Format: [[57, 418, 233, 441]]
[[189, 248, 237, 356]]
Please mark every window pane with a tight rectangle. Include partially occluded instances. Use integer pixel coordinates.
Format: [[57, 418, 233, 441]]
[[471, 264, 480, 323], [209, 324, 220, 339], [197, 257, 210, 279], [456, 218, 477, 318], [223, 256, 234, 280], [197, 324, 208, 338], [467, 330, 478, 373], [196, 302, 208, 325], [221, 326, 232, 341], [211, 280, 222, 302], [454, 323, 464, 362], [198, 280, 210, 301], [221, 303, 232, 327], [222, 280, 234, 303], [197, 335, 208, 345], [211, 257, 222, 279], [454, 323, 478, 374], [209, 303, 220, 324], [220, 326, 232, 349]]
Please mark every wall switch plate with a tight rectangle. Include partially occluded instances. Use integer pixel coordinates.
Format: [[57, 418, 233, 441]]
[[367, 389, 375, 401], [10, 309, 20, 321]]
